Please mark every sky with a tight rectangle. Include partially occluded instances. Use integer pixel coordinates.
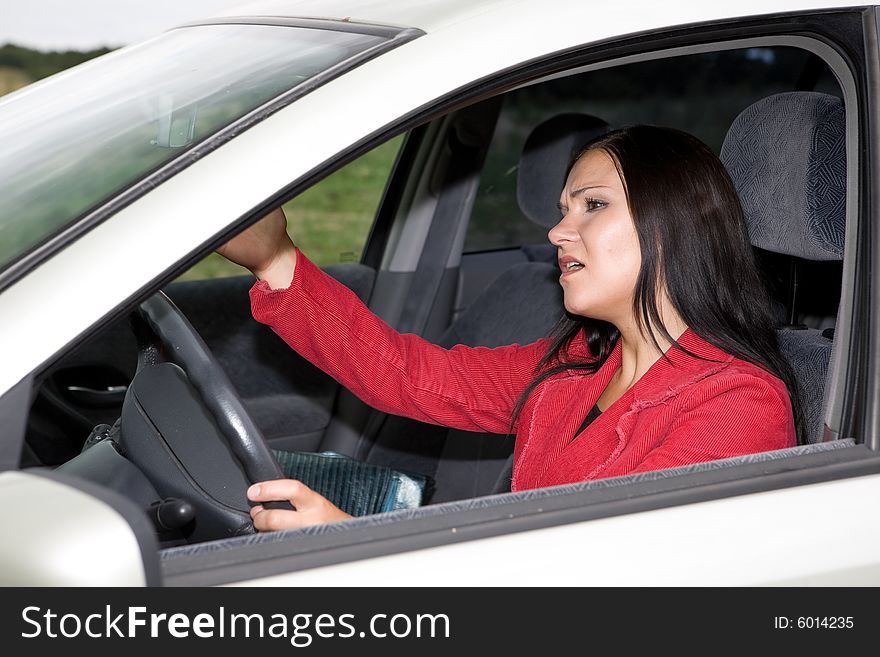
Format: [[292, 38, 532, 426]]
[[0, 0, 246, 50]]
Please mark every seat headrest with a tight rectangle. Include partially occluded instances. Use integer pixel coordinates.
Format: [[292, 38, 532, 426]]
[[517, 113, 611, 227], [720, 92, 846, 261]]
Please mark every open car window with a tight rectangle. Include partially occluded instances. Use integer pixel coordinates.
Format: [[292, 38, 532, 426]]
[[466, 46, 841, 253], [178, 135, 404, 281]]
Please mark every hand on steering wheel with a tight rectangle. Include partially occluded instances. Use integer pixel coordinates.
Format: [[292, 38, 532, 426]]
[[248, 479, 352, 531]]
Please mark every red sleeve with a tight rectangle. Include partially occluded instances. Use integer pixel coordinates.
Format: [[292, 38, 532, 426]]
[[249, 248, 549, 434], [629, 372, 797, 474]]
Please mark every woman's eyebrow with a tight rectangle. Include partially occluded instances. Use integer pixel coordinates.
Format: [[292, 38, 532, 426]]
[[569, 184, 613, 199]]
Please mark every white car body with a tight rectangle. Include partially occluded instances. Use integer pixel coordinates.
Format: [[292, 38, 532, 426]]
[[0, 0, 876, 586]]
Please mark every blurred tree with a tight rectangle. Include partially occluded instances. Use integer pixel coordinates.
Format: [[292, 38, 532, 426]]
[[0, 43, 112, 95]]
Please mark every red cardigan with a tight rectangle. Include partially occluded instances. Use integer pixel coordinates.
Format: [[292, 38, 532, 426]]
[[250, 249, 797, 491]]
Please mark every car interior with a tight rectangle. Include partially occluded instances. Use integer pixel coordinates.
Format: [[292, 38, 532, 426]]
[[18, 43, 853, 550]]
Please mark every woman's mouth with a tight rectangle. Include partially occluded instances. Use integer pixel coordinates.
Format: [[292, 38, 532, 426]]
[[559, 256, 585, 277]]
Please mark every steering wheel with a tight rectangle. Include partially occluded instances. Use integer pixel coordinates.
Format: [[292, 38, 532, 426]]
[[117, 291, 292, 543]]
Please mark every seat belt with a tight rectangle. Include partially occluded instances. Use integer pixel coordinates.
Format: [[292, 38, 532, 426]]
[[398, 132, 482, 335], [354, 131, 486, 460]]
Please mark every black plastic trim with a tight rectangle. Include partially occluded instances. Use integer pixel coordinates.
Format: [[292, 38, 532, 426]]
[[31, 469, 162, 586], [0, 375, 31, 472], [162, 444, 880, 585], [0, 23, 424, 295], [861, 9, 880, 451]]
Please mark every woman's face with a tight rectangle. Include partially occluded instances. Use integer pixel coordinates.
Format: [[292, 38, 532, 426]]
[[548, 149, 642, 325]]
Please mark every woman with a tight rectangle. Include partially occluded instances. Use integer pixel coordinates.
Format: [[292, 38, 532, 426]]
[[218, 125, 802, 531]]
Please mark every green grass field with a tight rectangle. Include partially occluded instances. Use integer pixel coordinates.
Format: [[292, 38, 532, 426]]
[[176, 135, 403, 281]]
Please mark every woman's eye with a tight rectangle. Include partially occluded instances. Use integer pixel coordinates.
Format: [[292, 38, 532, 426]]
[[585, 197, 606, 212]]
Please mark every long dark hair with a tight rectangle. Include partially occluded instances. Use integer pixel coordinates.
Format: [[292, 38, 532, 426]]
[[510, 125, 806, 445]]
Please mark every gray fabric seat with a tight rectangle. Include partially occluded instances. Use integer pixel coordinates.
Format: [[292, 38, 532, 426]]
[[720, 91, 846, 443], [361, 113, 611, 503]]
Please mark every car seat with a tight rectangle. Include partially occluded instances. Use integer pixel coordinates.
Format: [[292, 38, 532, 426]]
[[720, 91, 846, 443]]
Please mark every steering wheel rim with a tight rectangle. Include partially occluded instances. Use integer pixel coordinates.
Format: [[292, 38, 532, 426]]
[[131, 292, 294, 523]]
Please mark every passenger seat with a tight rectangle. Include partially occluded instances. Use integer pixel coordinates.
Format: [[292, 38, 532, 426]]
[[720, 91, 846, 443]]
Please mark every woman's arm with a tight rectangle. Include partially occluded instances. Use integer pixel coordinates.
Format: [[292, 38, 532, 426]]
[[216, 206, 297, 290], [218, 208, 548, 435], [250, 246, 547, 434]]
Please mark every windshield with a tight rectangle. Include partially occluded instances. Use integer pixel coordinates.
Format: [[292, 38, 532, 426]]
[[0, 24, 388, 273]]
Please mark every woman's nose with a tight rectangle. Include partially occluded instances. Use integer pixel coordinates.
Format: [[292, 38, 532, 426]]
[[548, 213, 578, 245]]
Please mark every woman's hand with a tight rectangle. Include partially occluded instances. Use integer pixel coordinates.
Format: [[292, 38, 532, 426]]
[[216, 207, 298, 289], [247, 479, 353, 531]]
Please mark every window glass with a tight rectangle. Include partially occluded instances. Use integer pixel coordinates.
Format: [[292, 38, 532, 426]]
[[179, 135, 404, 280], [465, 46, 842, 253], [0, 24, 390, 272]]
